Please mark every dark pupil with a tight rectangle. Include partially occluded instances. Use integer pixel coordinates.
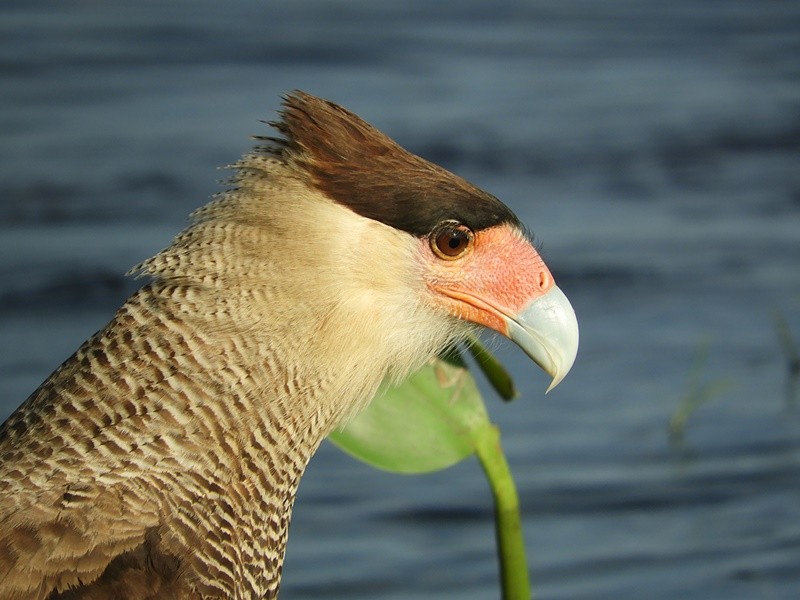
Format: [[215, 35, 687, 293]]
[[438, 228, 466, 256]]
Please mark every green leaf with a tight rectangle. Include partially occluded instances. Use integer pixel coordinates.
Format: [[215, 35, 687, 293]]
[[328, 351, 490, 474], [329, 349, 535, 598]]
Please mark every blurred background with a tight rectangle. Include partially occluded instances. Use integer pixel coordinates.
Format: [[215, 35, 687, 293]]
[[1, 1, 798, 598]]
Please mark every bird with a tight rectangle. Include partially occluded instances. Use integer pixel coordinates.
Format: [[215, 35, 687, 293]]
[[0, 91, 578, 599]]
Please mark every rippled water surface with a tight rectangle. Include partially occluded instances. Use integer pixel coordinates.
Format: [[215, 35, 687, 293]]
[[1, 2, 799, 598]]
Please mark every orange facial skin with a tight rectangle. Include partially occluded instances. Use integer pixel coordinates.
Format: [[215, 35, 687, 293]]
[[421, 223, 554, 335]]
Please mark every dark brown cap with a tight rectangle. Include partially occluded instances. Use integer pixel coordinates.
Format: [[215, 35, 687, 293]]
[[271, 91, 520, 237]]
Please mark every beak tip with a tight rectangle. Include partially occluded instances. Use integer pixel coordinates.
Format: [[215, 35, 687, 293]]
[[505, 285, 579, 394], [544, 366, 571, 394]]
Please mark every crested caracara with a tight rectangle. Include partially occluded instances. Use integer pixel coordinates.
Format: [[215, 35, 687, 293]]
[[0, 92, 578, 599]]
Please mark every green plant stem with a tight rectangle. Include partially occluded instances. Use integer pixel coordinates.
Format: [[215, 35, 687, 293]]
[[474, 422, 532, 600]]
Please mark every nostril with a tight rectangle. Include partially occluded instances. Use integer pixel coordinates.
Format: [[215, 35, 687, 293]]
[[538, 271, 551, 290]]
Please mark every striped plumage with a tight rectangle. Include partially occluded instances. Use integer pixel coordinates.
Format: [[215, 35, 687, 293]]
[[0, 92, 577, 599]]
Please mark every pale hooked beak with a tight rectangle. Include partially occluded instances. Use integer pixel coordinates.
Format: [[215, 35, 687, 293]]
[[504, 285, 579, 393]]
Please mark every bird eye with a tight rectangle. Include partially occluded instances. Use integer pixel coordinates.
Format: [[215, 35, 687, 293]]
[[430, 221, 474, 260]]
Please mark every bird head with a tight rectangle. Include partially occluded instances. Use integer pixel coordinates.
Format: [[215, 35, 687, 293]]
[[138, 91, 578, 399], [274, 92, 579, 392]]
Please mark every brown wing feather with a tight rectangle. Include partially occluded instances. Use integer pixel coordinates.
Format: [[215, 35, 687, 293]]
[[0, 329, 163, 599], [0, 284, 206, 598]]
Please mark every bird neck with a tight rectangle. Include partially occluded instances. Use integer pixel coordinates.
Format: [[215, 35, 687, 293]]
[[116, 281, 392, 598], [116, 179, 463, 596]]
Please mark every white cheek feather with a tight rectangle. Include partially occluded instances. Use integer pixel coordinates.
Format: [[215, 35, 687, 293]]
[[310, 199, 469, 418]]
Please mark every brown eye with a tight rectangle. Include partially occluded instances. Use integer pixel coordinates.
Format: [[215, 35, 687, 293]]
[[430, 221, 474, 260]]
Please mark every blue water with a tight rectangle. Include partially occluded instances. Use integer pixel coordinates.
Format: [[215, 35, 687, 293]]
[[1, 1, 799, 598]]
